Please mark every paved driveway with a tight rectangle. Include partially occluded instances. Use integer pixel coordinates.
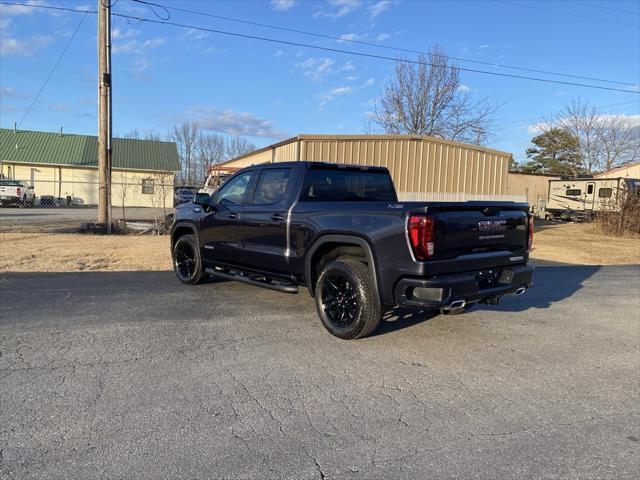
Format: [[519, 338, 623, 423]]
[[1, 265, 638, 479]]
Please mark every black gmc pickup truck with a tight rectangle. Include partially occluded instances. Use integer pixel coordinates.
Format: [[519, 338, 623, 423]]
[[171, 162, 534, 339]]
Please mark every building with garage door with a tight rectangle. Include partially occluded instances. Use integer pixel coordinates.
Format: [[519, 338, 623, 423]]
[[0, 127, 180, 207], [214, 134, 518, 201]]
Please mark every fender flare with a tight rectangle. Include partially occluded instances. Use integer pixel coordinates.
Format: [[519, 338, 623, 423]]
[[170, 221, 199, 249], [304, 234, 380, 298]]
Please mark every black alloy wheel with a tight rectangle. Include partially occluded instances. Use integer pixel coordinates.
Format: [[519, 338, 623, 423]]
[[314, 259, 381, 339], [172, 234, 207, 285], [321, 274, 359, 328]]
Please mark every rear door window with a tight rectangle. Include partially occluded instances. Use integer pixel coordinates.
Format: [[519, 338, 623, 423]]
[[300, 168, 396, 202], [252, 168, 291, 204]]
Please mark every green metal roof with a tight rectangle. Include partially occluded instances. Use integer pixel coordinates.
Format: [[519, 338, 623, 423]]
[[0, 128, 181, 172]]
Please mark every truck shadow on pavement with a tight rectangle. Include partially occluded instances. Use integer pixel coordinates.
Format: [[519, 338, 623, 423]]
[[375, 264, 602, 336]]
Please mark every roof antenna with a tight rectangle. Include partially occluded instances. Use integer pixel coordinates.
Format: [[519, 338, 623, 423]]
[[14, 122, 17, 133], [60, 126, 63, 137]]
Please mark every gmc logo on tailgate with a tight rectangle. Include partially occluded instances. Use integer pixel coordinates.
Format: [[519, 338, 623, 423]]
[[478, 220, 507, 231]]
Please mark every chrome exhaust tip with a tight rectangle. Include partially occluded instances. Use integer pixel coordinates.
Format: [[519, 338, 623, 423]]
[[514, 287, 527, 296], [443, 299, 466, 311]]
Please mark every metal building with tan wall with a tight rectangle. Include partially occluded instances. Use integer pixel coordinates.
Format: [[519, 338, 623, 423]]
[[0, 128, 180, 208], [506, 171, 561, 214], [595, 162, 640, 179], [217, 134, 515, 200]]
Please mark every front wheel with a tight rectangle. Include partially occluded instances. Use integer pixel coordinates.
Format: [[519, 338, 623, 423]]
[[172, 234, 208, 285], [315, 259, 381, 339]]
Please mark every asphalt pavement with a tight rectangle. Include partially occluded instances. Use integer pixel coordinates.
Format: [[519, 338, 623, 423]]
[[1, 265, 639, 479]]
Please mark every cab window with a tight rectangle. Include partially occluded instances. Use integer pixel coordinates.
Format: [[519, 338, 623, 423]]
[[566, 189, 581, 196], [216, 171, 256, 205]]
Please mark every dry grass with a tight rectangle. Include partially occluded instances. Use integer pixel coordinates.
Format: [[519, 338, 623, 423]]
[[1, 223, 638, 273], [530, 223, 639, 265], [0, 233, 171, 272]]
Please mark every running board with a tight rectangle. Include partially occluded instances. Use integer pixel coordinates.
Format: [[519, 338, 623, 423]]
[[205, 268, 298, 294]]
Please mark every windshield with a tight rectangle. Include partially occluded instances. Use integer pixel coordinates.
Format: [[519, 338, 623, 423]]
[[0, 180, 22, 187]]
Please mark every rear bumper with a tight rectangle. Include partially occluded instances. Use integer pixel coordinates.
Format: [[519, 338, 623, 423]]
[[394, 264, 534, 308]]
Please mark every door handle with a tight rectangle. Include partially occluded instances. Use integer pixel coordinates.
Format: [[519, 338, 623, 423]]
[[270, 214, 285, 222], [227, 213, 240, 220]]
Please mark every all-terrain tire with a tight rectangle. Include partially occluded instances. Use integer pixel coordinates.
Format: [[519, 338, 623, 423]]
[[172, 234, 208, 285], [314, 259, 381, 339]]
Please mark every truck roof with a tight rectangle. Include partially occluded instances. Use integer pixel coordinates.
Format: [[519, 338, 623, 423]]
[[244, 161, 390, 173]]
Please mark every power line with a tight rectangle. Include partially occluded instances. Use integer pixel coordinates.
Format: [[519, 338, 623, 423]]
[[129, 0, 637, 87], [107, 11, 640, 94], [18, 11, 88, 128], [573, 1, 640, 16], [494, 100, 640, 128], [496, 0, 640, 29], [1, 1, 638, 94]]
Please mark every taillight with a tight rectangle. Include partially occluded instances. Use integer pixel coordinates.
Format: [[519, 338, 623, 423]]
[[16, 187, 21, 197], [527, 213, 534, 250], [407, 214, 435, 260]]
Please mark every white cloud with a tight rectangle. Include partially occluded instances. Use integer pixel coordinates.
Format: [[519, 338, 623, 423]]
[[376, 33, 390, 41], [314, 0, 361, 19], [271, 0, 297, 11], [0, 0, 50, 16], [0, 86, 27, 99], [478, 44, 490, 49], [339, 33, 360, 41], [180, 28, 211, 41], [341, 61, 356, 71], [458, 84, 471, 92], [112, 37, 166, 55], [526, 114, 640, 135], [316, 86, 355, 108], [49, 103, 72, 112], [362, 78, 375, 88], [275, 50, 284, 57], [188, 107, 286, 139], [0, 34, 52, 55], [112, 28, 140, 41], [369, 0, 392, 18], [345, 75, 358, 81], [296, 57, 335, 82]]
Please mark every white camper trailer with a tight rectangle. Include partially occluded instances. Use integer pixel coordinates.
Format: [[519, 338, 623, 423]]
[[546, 177, 640, 221]]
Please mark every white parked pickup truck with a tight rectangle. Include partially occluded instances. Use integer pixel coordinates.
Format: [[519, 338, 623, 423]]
[[0, 179, 35, 207]]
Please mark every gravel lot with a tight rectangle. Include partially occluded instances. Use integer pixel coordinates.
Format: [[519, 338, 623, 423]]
[[1, 265, 638, 479]]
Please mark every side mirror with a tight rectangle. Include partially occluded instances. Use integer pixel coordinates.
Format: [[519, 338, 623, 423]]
[[193, 192, 211, 206]]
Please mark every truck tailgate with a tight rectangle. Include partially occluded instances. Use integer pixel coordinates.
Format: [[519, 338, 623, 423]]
[[420, 203, 529, 260]]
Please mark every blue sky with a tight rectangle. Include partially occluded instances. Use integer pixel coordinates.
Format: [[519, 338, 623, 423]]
[[1, 0, 639, 163]]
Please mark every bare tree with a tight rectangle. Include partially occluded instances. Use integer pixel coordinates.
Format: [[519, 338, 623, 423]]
[[225, 136, 256, 160], [122, 129, 162, 141], [372, 46, 498, 145], [554, 99, 639, 174], [169, 122, 200, 184], [197, 132, 225, 183], [593, 115, 639, 171]]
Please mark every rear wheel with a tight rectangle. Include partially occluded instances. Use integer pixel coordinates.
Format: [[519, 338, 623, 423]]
[[172, 234, 208, 285], [315, 259, 381, 339]]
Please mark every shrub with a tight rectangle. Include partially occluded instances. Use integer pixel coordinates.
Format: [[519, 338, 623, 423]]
[[594, 192, 640, 236]]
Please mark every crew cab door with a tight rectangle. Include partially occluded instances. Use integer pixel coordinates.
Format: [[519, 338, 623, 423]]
[[232, 167, 294, 275], [200, 169, 257, 266]]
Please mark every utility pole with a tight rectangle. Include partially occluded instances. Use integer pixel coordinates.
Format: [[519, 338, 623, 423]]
[[97, 0, 112, 231]]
